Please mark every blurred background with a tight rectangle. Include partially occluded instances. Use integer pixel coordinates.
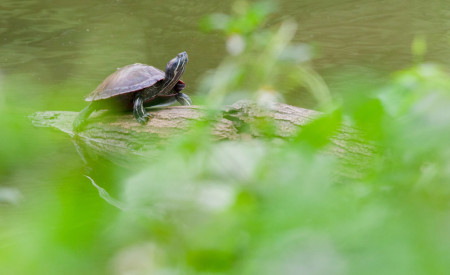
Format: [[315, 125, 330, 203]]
[[2, 0, 450, 106], [1, 0, 450, 274]]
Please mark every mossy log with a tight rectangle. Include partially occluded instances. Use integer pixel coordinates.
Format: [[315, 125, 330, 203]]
[[30, 100, 375, 178]]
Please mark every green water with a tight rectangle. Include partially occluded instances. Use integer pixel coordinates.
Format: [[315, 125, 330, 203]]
[[1, 0, 449, 104], [1, 1, 450, 274]]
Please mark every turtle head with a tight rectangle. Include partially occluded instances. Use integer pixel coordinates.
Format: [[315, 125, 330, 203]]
[[165, 52, 188, 81]]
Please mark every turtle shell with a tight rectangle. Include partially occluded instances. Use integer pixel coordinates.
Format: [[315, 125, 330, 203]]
[[86, 63, 168, 102]]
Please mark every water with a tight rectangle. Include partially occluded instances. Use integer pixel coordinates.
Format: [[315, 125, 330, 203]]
[[1, 0, 449, 107], [286, 0, 450, 92], [0, 0, 448, 209], [1, 0, 448, 198], [0, 0, 227, 95], [1, 1, 450, 273]]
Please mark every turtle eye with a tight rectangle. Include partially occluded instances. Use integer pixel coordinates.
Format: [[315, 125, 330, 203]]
[[177, 51, 188, 59]]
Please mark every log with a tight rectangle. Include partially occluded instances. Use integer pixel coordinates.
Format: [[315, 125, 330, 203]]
[[30, 100, 320, 150], [30, 100, 376, 178]]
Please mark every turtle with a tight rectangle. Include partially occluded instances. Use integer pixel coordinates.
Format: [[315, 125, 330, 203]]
[[73, 51, 191, 131]]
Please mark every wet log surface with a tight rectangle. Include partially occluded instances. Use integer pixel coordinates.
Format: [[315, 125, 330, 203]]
[[30, 100, 376, 178]]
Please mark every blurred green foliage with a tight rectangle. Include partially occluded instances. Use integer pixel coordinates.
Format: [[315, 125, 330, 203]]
[[198, 1, 331, 111], [1, 1, 450, 274]]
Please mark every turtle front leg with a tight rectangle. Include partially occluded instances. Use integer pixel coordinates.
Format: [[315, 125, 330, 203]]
[[133, 94, 151, 124], [175, 93, 192, 106]]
